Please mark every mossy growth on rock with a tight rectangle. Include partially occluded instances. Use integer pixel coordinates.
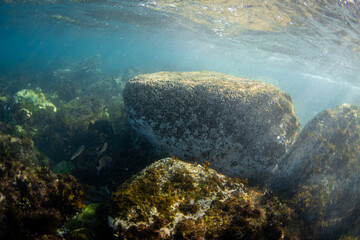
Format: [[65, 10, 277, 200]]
[[62, 202, 114, 240], [14, 88, 57, 113], [271, 104, 360, 239], [33, 94, 115, 165], [3, 88, 57, 137], [108, 157, 299, 239], [0, 132, 86, 239]]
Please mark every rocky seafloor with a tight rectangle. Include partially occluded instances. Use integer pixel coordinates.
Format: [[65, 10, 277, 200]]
[[0, 56, 360, 239]]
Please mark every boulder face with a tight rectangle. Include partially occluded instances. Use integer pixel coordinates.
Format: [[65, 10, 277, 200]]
[[271, 104, 360, 239], [108, 158, 297, 239], [123, 71, 299, 185]]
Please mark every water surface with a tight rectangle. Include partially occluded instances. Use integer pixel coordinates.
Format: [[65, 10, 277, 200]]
[[1, 0, 360, 123]]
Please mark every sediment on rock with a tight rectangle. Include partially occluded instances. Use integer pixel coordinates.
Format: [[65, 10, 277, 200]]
[[123, 71, 299, 185]]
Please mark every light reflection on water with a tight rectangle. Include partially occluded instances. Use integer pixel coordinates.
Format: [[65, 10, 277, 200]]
[[0, 0, 359, 123]]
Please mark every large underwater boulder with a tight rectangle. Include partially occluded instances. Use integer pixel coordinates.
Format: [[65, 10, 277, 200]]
[[123, 71, 299, 185], [271, 104, 360, 239], [108, 157, 298, 239]]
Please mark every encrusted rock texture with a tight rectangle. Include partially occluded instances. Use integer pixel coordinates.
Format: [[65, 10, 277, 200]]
[[108, 157, 299, 239], [123, 71, 299, 185], [271, 104, 360, 239]]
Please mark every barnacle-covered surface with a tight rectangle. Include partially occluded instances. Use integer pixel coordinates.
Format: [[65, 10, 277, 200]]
[[123, 71, 299, 185], [0, 132, 86, 239], [271, 104, 360, 239], [108, 157, 299, 239]]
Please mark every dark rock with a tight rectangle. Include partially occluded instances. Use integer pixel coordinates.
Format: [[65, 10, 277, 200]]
[[123, 71, 299, 185], [270, 104, 360, 239], [108, 157, 299, 239], [0, 132, 86, 240]]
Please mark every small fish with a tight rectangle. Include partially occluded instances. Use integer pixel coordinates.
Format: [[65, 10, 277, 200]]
[[71, 145, 85, 161], [97, 141, 108, 156], [271, 164, 279, 174], [96, 155, 112, 176]]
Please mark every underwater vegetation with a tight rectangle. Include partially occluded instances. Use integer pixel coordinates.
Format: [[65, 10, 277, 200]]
[[108, 157, 299, 239], [0, 0, 360, 238], [0, 56, 156, 190], [61, 202, 114, 240], [121, 71, 360, 239], [0, 132, 85, 239], [1, 56, 360, 239], [271, 104, 360, 239], [0, 56, 158, 238]]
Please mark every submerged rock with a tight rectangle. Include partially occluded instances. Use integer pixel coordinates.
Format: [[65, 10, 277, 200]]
[[8, 88, 57, 128], [123, 71, 299, 185], [14, 88, 57, 113], [108, 157, 298, 239], [271, 104, 360, 239], [0, 132, 86, 239]]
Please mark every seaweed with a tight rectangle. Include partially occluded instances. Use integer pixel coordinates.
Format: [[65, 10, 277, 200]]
[[0, 132, 86, 239]]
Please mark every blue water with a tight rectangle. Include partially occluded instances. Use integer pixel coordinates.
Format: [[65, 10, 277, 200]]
[[1, 0, 360, 123]]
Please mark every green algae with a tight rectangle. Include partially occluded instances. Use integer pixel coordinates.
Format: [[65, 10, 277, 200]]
[[53, 161, 75, 174], [339, 236, 359, 240], [64, 203, 102, 231], [14, 89, 57, 113]]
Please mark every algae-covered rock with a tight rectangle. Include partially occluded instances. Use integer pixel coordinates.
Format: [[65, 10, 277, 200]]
[[5, 88, 57, 133], [0, 95, 7, 122], [33, 94, 116, 165], [123, 71, 299, 185], [0, 95, 6, 102], [0, 132, 86, 239], [271, 104, 360, 239], [108, 157, 298, 239], [63, 202, 113, 240], [32, 56, 125, 167], [14, 88, 57, 113]]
